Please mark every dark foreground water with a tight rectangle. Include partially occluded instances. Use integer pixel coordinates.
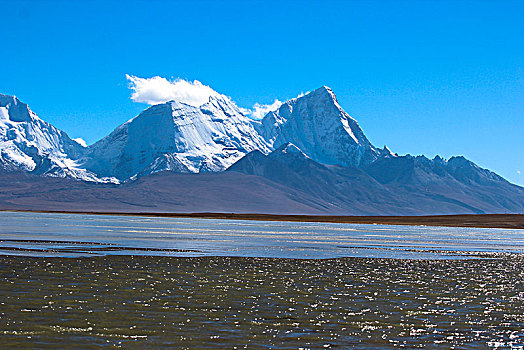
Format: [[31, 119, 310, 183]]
[[1, 255, 523, 349], [1, 212, 524, 348]]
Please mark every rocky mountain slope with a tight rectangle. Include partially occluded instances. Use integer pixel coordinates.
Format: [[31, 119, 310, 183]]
[[1, 86, 523, 215], [253, 87, 391, 167], [82, 95, 270, 180], [0, 168, 328, 214], [81, 86, 392, 181], [0, 94, 114, 182], [0, 86, 401, 181], [229, 143, 524, 214]]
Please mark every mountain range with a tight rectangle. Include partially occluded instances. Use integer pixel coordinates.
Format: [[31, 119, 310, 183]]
[[1, 87, 523, 215]]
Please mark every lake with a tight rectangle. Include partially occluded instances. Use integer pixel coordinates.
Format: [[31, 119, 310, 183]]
[[0, 211, 523, 348], [1, 211, 524, 259]]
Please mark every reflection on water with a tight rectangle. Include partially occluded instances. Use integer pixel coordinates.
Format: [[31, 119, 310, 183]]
[[0, 256, 523, 348], [1, 211, 523, 259]]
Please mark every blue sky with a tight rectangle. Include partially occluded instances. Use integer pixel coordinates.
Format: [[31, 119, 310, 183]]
[[1, 0, 523, 185]]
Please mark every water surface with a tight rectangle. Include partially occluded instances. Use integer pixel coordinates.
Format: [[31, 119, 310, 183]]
[[1, 211, 523, 259], [1, 211, 523, 348], [1, 256, 523, 348]]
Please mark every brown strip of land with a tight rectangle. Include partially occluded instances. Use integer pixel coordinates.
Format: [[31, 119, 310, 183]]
[[2, 210, 523, 229]]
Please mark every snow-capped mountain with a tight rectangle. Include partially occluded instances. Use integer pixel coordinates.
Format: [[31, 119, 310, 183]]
[[1, 87, 523, 215], [1, 86, 395, 182], [253, 86, 392, 167], [81, 86, 394, 181], [0, 94, 115, 182], [82, 95, 270, 180]]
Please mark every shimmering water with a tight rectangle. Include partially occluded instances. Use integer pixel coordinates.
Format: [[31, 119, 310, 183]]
[[1, 212, 524, 259], [1, 212, 523, 348], [1, 256, 523, 348]]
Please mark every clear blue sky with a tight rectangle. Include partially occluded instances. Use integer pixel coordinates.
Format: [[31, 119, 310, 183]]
[[1, 0, 523, 185]]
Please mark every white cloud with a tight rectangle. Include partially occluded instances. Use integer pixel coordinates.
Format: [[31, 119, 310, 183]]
[[242, 92, 308, 119], [126, 74, 310, 121], [518, 170, 522, 175], [126, 75, 221, 107], [73, 138, 87, 147], [242, 100, 283, 120]]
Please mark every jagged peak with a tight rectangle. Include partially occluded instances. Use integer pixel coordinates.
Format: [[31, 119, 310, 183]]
[[0, 93, 18, 106], [116, 101, 178, 127], [312, 85, 335, 96], [291, 85, 337, 105], [449, 155, 468, 162], [380, 145, 396, 157], [206, 93, 231, 104], [448, 155, 475, 167], [133, 95, 245, 122], [431, 155, 447, 164], [0, 93, 25, 109], [165, 99, 198, 109], [124, 100, 197, 123], [150, 93, 234, 110], [269, 86, 337, 113], [202, 94, 244, 114], [0, 93, 40, 123]]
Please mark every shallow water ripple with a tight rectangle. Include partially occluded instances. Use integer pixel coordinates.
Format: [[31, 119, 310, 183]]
[[0, 256, 523, 348], [1, 212, 524, 259]]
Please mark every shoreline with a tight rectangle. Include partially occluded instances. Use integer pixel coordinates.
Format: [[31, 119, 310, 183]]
[[2, 209, 523, 229]]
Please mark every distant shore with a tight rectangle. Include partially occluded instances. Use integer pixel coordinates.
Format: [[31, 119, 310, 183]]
[[2, 210, 523, 229]]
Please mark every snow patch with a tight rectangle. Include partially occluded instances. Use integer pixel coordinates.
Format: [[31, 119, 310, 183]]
[[0, 107, 8, 120]]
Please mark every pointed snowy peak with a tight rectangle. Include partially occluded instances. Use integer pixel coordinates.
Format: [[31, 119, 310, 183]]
[[255, 86, 381, 168], [0, 93, 16, 107], [305, 85, 338, 103], [83, 95, 271, 180], [0, 93, 114, 182], [0, 93, 38, 123], [0, 93, 20, 107]]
